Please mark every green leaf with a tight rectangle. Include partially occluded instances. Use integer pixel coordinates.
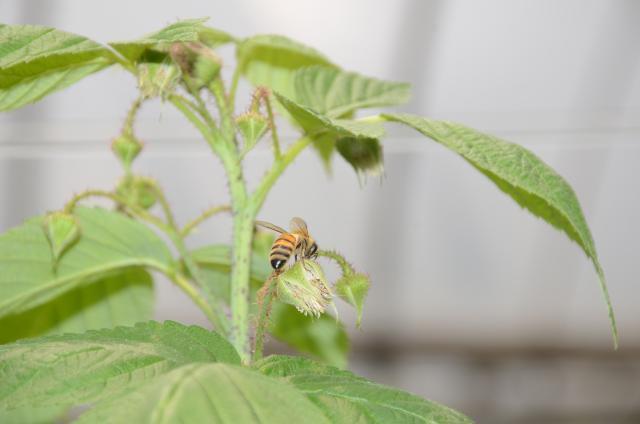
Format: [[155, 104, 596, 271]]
[[293, 65, 411, 118], [0, 321, 239, 409], [275, 93, 385, 139], [0, 268, 153, 344], [110, 18, 233, 62], [0, 24, 113, 111], [269, 303, 349, 369], [256, 355, 473, 423], [335, 273, 370, 328], [77, 363, 329, 424], [383, 113, 617, 347], [0, 405, 68, 424], [237, 34, 336, 96], [0, 207, 173, 318]]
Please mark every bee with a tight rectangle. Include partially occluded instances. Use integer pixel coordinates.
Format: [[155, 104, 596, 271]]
[[255, 217, 318, 271]]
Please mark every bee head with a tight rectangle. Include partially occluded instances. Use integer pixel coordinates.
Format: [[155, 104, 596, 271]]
[[306, 239, 318, 259]]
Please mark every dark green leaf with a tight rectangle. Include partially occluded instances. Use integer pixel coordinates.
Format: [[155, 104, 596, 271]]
[[0, 24, 113, 111], [77, 363, 329, 424], [383, 113, 617, 347], [0, 268, 154, 344], [256, 355, 473, 423], [0, 321, 239, 409], [0, 207, 173, 318]]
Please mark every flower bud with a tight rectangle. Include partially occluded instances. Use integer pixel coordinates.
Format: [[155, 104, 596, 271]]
[[336, 137, 384, 178], [236, 112, 269, 156], [335, 273, 370, 327], [111, 134, 143, 168], [116, 176, 157, 210], [137, 62, 180, 99], [43, 211, 80, 266], [276, 261, 332, 318], [170, 42, 221, 90]]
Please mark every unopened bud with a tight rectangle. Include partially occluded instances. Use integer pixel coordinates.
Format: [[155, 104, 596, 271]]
[[111, 134, 143, 168], [170, 42, 221, 90], [336, 137, 384, 177], [137, 62, 180, 99], [43, 212, 80, 266], [116, 176, 157, 210], [236, 112, 269, 156], [335, 273, 370, 327]]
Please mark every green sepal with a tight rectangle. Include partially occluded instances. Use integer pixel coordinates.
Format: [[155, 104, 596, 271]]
[[335, 273, 370, 328], [42, 212, 80, 266], [111, 134, 143, 168], [336, 137, 384, 177], [236, 111, 269, 156], [115, 176, 157, 210]]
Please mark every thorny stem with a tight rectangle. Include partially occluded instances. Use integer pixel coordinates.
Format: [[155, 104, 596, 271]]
[[252, 274, 278, 362], [318, 250, 355, 276], [181, 205, 232, 237], [264, 95, 281, 159]]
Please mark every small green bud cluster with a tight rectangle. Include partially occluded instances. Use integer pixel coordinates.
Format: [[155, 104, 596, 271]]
[[43, 211, 80, 268], [169, 42, 222, 91], [116, 175, 158, 210]]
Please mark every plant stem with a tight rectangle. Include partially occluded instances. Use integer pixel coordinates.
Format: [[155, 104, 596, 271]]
[[251, 136, 311, 210], [168, 271, 222, 327], [181, 204, 231, 237], [317, 250, 355, 276], [253, 274, 278, 362], [264, 96, 281, 159]]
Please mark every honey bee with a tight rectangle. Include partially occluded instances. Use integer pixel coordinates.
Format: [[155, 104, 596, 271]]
[[255, 217, 318, 271]]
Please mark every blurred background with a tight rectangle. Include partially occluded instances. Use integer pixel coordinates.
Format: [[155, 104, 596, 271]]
[[2, 1, 640, 422]]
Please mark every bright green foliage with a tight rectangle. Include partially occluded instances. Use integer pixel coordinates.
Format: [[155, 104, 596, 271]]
[[237, 34, 336, 96], [42, 211, 80, 265], [0, 207, 172, 318], [76, 363, 329, 424], [0, 268, 153, 344], [110, 18, 233, 62], [275, 93, 385, 139], [256, 355, 473, 423], [0, 321, 239, 410], [384, 113, 617, 347], [0, 24, 113, 111], [335, 273, 370, 328], [293, 65, 411, 118], [0, 405, 68, 424], [269, 303, 349, 368]]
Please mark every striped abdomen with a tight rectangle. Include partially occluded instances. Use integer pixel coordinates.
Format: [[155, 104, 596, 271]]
[[269, 233, 298, 270]]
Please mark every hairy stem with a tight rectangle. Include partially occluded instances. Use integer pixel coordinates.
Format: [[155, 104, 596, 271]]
[[181, 204, 231, 237], [253, 274, 278, 362], [264, 96, 281, 159], [318, 250, 355, 276]]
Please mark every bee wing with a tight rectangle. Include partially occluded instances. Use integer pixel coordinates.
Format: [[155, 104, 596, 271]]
[[290, 217, 309, 236], [255, 220, 287, 234]]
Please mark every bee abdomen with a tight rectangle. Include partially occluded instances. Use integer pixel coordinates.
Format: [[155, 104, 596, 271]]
[[269, 234, 295, 270]]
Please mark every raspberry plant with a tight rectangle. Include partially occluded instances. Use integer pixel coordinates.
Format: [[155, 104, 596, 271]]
[[0, 19, 616, 423]]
